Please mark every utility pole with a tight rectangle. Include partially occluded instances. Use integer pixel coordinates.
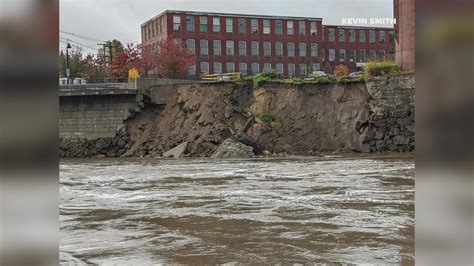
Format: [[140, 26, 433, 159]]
[[66, 42, 72, 85]]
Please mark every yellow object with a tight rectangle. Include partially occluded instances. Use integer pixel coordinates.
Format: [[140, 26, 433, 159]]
[[201, 72, 241, 81], [128, 68, 140, 82]]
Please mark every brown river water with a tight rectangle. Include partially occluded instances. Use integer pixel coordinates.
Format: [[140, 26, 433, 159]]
[[60, 155, 414, 264]]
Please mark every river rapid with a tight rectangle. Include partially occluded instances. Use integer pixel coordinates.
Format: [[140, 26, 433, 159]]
[[60, 155, 414, 264]]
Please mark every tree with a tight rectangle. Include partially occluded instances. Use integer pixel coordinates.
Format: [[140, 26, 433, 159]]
[[58, 47, 85, 80], [82, 54, 106, 82], [156, 38, 195, 78], [334, 64, 349, 77]]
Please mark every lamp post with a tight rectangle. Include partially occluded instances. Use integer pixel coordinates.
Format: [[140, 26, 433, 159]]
[[66, 43, 72, 85]]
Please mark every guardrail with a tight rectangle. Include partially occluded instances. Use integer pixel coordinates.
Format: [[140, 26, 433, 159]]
[[201, 72, 241, 81], [59, 82, 137, 90]]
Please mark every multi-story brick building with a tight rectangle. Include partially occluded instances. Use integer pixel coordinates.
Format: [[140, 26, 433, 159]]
[[141, 10, 395, 77]]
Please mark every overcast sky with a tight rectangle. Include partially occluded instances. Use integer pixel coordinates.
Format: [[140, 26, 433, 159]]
[[60, 0, 393, 53]]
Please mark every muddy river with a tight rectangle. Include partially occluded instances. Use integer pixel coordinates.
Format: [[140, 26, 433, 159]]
[[60, 155, 414, 264]]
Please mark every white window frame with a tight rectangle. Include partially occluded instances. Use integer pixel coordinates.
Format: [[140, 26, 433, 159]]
[[226, 40, 234, 55], [226, 18, 233, 33]]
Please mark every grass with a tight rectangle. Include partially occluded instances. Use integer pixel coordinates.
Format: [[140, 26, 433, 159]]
[[254, 112, 274, 122], [271, 121, 282, 129], [252, 70, 278, 90], [336, 75, 367, 84], [363, 60, 399, 76]]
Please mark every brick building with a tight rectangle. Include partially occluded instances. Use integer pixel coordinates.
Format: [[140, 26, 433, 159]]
[[394, 0, 415, 71], [141, 10, 395, 77]]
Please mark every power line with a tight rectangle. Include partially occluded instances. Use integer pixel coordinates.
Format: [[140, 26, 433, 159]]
[[60, 30, 106, 43], [60, 37, 99, 51], [59, 39, 97, 54]]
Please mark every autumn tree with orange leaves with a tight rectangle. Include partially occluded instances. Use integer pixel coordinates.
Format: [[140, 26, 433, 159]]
[[156, 37, 195, 78]]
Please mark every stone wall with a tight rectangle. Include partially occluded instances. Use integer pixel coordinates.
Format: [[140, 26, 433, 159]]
[[358, 75, 415, 152], [59, 94, 137, 140]]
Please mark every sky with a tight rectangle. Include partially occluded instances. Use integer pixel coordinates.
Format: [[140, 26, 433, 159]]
[[60, 0, 393, 54]]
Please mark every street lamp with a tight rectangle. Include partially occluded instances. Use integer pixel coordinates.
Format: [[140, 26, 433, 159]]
[[66, 43, 72, 85]]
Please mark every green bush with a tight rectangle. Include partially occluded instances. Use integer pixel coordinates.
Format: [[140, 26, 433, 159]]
[[314, 76, 331, 84], [363, 60, 399, 76], [252, 70, 279, 89], [337, 76, 367, 84], [254, 112, 274, 122]]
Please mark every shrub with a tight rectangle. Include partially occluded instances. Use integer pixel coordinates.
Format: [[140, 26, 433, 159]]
[[314, 76, 331, 84], [337, 76, 367, 84], [252, 70, 279, 89], [363, 60, 399, 76], [334, 64, 349, 77], [254, 112, 274, 122]]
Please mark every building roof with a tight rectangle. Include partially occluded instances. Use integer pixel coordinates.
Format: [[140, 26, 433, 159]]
[[141, 10, 323, 27]]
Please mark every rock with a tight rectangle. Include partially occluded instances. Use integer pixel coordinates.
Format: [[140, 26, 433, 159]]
[[360, 143, 371, 153], [263, 150, 272, 157], [231, 134, 265, 155], [375, 131, 384, 140], [211, 138, 254, 158], [162, 142, 188, 158], [392, 135, 405, 145]]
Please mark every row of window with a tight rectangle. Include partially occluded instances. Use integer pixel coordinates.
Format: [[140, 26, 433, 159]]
[[190, 62, 319, 76], [143, 17, 164, 41], [326, 28, 394, 44], [186, 39, 319, 57], [325, 48, 391, 62], [174, 15, 318, 36]]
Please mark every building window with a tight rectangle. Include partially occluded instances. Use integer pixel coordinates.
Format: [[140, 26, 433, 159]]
[[299, 43, 306, 57], [213, 17, 220, 32], [226, 62, 235, 72], [329, 29, 335, 42], [288, 63, 296, 77], [369, 30, 376, 43], [186, 39, 195, 54], [359, 49, 366, 62], [263, 42, 271, 56], [213, 40, 221, 55], [359, 30, 366, 43], [349, 30, 356, 42], [275, 20, 283, 35], [263, 63, 272, 72], [310, 43, 318, 57], [152, 22, 155, 36], [275, 42, 283, 56], [379, 50, 386, 59], [299, 64, 307, 76], [263, 20, 270, 34], [379, 31, 386, 43], [200, 16, 208, 32], [226, 18, 233, 33], [287, 42, 295, 57], [239, 63, 247, 75], [329, 49, 335, 62], [251, 19, 259, 34], [287, 21, 294, 35], [298, 21, 306, 35], [226, 40, 234, 55], [159, 18, 163, 33], [349, 49, 356, 62], [389, 31, 395, 44], [310, 22, 317, 36], [369, 49, 376, 59], [312, 63, 320, 72], [276, 63, 283, 75], [214, 62, 222, 74], [173, 15, 181, 31], [251, 63, 259, 74], [339, 49, 346, 62], [238, 41, 247, 55], [251, 41, 259, 56], [186, 16, 195, 32], [200, 39, 208, 55], [200, 62, 209, 74], [188, 64, 196, 76], [239, 18, 246, 33], [339, 29, 345, 42]]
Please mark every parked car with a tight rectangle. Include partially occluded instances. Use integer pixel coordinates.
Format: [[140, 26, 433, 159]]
[[310, 71, 327, 77], [349, 71, 365, 77]]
